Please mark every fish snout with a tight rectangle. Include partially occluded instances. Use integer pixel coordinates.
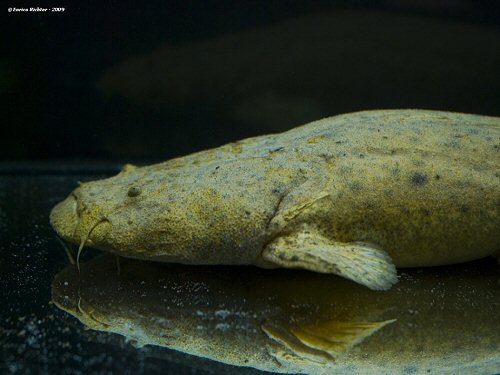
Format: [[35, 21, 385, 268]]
[[50, 193, 79, 241], [50, 193, 112, 247]]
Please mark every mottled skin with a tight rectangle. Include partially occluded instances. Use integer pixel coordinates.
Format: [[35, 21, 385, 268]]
[[50, 110, 500, 279], [52, 255, 500, 374]]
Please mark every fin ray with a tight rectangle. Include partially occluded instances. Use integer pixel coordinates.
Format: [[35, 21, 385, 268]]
[[262, 229, 398, 290], [291, 319, 396, 356], [262, 322, 334, 364], [262, 319, 395, 363]]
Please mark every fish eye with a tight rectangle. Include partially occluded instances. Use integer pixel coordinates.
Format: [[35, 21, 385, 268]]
[[127, 187, 141, 197]]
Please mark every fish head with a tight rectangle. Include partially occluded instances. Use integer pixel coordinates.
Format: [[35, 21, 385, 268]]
[[50, 161, 278, 264]]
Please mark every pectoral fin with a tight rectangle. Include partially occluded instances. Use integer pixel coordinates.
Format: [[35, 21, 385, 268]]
[[262, 229, 398, 290], [263, 319, 395, 363], [262, 322, 334, 365], [290, 319, 396, 356]]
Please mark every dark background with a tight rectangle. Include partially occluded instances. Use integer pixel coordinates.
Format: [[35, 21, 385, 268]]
[[2, 0, 500, 163]]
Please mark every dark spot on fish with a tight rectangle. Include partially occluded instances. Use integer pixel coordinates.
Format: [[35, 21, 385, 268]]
[[391, 150, 396, 155], [364, 201, 376, 209], [410, 172, 428, 186], [447, 140, 461, 148], [420, 208, 431, 216], [349, 181, 363, 192], [382, 136, 388, 139], [319, 153, 334, 163], [127, 220, 133, 225], [270, 146, 284, 153], [434, 174, 441, 180], [215, 165, 220, 170], [335, 140, 343, 144], [459, 205, 470, 213], [404, 365, 418, 374], [495, 172, 500, 178], [291, 255, 299, 262], [244, 210, 251, 216], [127, 187, 141, 197], [359, 153, 365, 158]]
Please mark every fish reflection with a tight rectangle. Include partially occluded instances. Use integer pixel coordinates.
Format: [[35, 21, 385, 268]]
[[52, 255, 500, 374]]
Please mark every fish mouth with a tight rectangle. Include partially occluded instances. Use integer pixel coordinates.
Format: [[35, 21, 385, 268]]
[[50, 193, 112, 247]]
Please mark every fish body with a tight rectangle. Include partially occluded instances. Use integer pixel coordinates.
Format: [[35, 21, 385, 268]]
[[50, 110, 500, 290], [52, 255, 500, 374]]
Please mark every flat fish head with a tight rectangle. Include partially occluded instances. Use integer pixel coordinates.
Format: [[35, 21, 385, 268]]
[[50, 162, 271, 264], [50, 172, 134, 257]]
